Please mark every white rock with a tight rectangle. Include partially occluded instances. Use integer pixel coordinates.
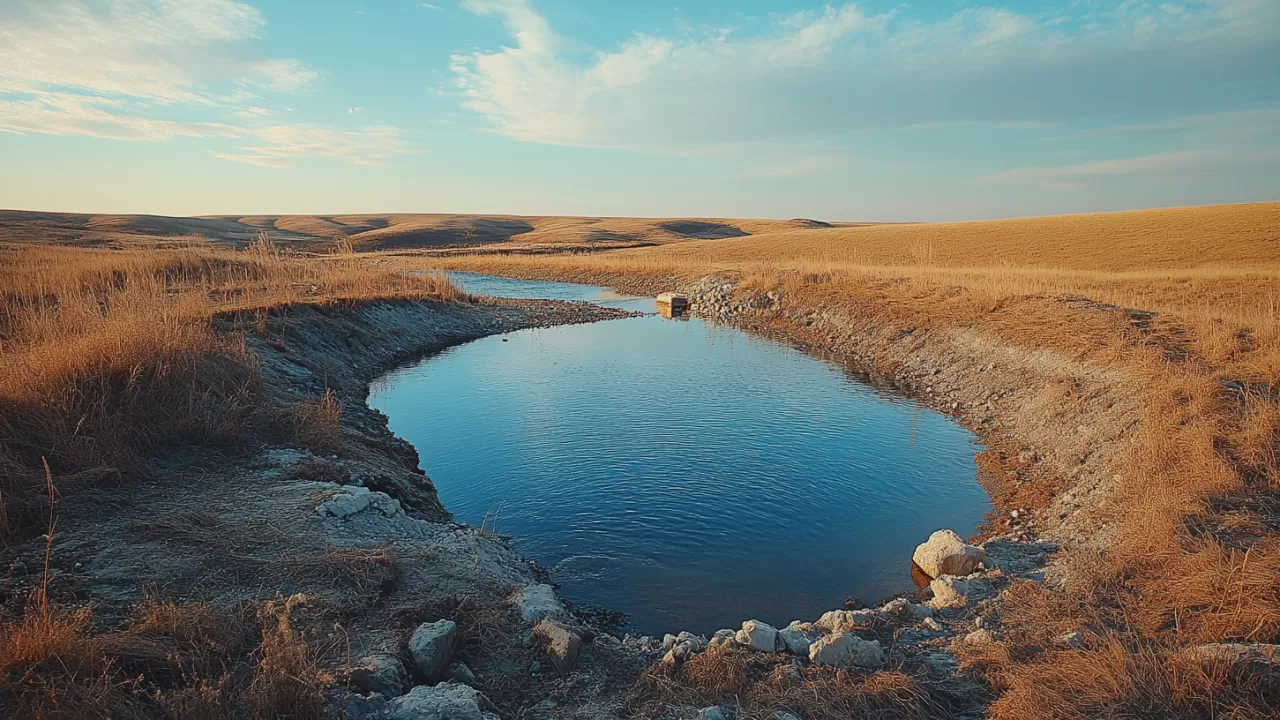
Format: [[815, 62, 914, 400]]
[[698, 707, 732, 720], [814, 609, 873, 634], [735, 620, 780, 652], [964, 628, 996, 645], [409, 620, 457, 681], [929, 575, 992, 609], [709, 629, 737, 648], [809, 632, 884, 669], [316, 486, 402, 519], [912, 529, 986, 579], [778, 621, 818, 656], [534, 619, 583, 673], [381, 682, 497, 720], [882, 598, 933, 620], [513, 584, 567, 623], [774, 713, 802, 720]]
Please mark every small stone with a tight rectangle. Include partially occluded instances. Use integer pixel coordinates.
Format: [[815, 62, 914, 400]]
[[346, 653, 408, 697], [409, 620, 457, 682], [736, 620, 780, 652], [882, 598, 932, 620], [912, 529, 986, 579], [1055, 631, 1086, 649], [774, 713, 802, 720], [316, 486, 403, 519], [662, 633, 679, 650], [929, 575, 991, 609], [513, 584, 567, 623], [530, 660, 542, 674], [808, 633, 884, 669], [381, 682, 498, 720], [698, 706, 732, 720], [814, 609, 873, 633], [709, 629, 737, 648], [965, 629, 996, 645], [534, 619, 583, 673]]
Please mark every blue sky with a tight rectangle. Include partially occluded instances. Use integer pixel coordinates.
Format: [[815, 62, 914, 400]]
[[1, 0, 1277, 221]]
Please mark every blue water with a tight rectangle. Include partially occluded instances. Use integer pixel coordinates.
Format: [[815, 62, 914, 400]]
[[369, 273, 987, 635]]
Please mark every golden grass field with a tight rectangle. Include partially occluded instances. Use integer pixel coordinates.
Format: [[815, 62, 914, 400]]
[[421, 201, 1280, 719], [1, 201, 1278, 718]]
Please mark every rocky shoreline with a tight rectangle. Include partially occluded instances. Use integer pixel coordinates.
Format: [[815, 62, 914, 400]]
[[325, 275, 1128, 719], [22, 276, 1174, 719]]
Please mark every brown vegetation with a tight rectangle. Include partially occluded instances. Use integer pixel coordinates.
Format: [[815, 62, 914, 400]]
[[0, 209, 863, 250], [1, 202, 1277, 717], [629, 645, 951, 720], [0, 239, 464, 544], [424, 201, 1280, 719]]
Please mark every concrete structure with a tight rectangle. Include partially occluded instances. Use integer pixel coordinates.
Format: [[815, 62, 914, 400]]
[[656, 292, 689, 318]]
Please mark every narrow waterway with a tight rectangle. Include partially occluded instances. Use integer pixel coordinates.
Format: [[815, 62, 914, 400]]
[[369, 273, 988, 635]]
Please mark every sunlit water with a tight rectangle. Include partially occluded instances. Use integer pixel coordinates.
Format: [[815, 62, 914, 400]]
[[369, 273, 988, 635]]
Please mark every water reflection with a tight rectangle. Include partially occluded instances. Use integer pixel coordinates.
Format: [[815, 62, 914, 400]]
[[370, 274, 988, 634]]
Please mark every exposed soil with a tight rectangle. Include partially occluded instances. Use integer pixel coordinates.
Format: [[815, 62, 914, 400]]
[[5, 267, 1236, 719]]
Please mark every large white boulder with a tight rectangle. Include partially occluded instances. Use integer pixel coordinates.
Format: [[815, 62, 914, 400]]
[[808, 632, 884, 669], [409, 620, 457, 681], [381, 682, 498, 720], [735, 619, 781, 652], [912, 529, 985, 579]]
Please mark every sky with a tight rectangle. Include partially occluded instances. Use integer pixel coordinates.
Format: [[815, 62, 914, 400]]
[[1, 0, 1277, 221]]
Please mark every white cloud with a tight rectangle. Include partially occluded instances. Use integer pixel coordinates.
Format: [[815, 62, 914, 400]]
[[0, 0, 410, 167], [215, 125, 413, 168], [250, 59, 319, 92], [0, 0, 281, 101], [972, 9, 1034, 47], [976, 149, 1280, 189], [348, 106, 366, 114], [0, 93, 242, 141], [450, 1, 1280, 153]]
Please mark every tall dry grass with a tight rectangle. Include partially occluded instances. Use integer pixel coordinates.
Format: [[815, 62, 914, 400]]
[[421, 202, 1280, 718], [0, 238, 464, 543]]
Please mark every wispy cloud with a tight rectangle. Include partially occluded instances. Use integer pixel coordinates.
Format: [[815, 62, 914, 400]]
[[450, 0, 1280, 152], [215, 125, 414, 168], [348, 106, 366, 114], [745, 154, 854, 179], [0, 0, 409, 167], [976, 149, 1280, 190]]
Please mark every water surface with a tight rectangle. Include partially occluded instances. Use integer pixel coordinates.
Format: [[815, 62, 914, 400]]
[[369, 273, 987, 634]]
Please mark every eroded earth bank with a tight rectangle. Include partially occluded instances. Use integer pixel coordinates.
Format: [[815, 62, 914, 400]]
[[19, 274, 1275, 720]]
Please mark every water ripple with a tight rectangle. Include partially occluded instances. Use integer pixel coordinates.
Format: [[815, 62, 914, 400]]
[[369, 275, 988, 634]]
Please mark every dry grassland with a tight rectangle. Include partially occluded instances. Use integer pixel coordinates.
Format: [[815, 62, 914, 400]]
[[0, 209, 846, 250], [0, 201, 1277, 718], [421, 201, 1280, 719]]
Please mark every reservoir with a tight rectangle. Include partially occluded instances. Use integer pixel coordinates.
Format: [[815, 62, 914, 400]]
[[369, 273, 988, 635]]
